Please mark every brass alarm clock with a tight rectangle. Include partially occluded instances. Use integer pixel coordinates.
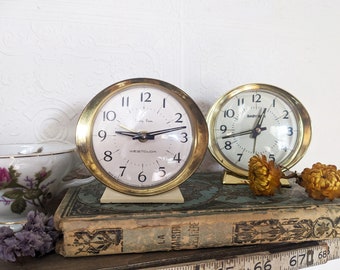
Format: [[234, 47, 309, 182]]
[[76, 78, 208, 195], [206, 83, 312, 177]]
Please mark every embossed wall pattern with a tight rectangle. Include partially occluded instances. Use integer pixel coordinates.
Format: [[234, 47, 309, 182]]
[[1, 0, 340, 176]]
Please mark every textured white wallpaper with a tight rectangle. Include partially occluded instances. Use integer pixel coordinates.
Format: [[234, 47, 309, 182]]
[[1, 1, 340, 268], [1, 1, 340, 173]]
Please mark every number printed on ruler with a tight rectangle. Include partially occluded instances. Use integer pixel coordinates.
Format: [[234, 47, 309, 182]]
[[242, 244, 329, 270], [150, 243, 330, 270], [325, 238, 340, 261]]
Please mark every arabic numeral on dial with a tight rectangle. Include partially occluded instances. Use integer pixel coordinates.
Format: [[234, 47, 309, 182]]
[[119, 166, 126, 176], [103, 151, 113, 162], [287, 127, 293, 136], [175, 113, 183, 123], [173, 152, 182, 163], [98, 130, 107, 141], [224, 141, 232, 150], [220, 125, 227, 133], [180, 132, 188, 143], [252, 93, 261, 103], [224, 109, 235, 118], [237, 153, 242, 161], [138, 171, 147, 182], [237, 97, 244, 106], [103, 110, 116, 121], [272, 98, 276, 107], [283, 110, 289, 119], [269, 154, 275, 162], [141, 91, 152, 102], [159, 166, 166, 177], [121, 96, 129, 107]]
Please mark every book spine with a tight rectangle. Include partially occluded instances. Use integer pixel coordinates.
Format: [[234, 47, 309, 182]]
[[56, 205, 340, 257]]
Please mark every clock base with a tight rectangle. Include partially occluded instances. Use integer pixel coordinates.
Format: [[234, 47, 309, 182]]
[[100, 186, 184, 204], [222, 170, 291, 187]]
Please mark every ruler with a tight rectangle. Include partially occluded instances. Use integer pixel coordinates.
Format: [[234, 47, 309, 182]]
[[143, 238, 340, 270]]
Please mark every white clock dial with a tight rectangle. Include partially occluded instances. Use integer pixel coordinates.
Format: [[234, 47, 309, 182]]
[[92, 85, 193, 188], [207, 84, 311, 176], [213, 91, 298, 170]]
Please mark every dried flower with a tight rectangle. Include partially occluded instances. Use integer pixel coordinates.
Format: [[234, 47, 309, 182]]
[[248, 155, 282, 196], [0, 226, 16, 262], [298, 162, 340, 200], [0, 210, 60, 262]]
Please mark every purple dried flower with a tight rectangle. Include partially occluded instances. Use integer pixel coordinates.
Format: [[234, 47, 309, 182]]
[[35, 233, 54, 255], [0, 239, 17, 262], [25, 211, 48, 232], [0, 226, 16, 262], [0, 210, 60, 262], [12, 230, 42, 257], [0, 226, 14, 240]]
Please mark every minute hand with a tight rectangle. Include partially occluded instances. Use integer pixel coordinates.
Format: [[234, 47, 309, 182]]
[[252, 108, 267, 153], [252, 108, 267, 138], [132, 126, 187, 140], [222, 127, 267, 139]]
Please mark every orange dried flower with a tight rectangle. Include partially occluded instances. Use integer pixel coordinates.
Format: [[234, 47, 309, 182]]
[[298, 162, 340, 200], [248, 155, 282, 196]]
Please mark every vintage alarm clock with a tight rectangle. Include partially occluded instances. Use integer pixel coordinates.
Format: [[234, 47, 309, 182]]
[[76, 78, 208, 195], [206, 83, 312, 178]]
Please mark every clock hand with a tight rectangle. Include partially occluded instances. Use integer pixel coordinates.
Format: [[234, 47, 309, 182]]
[[146, 126, 187, 137], [115, 124, 140, 137], [252, 108, 267, 152], [252, 108, 267, 138], [115, 130, 140, 137], [132, 126, 187, 140], [222, 127, 267, 139], [116, 126, 187, 140], [222, 109, 268, 140]]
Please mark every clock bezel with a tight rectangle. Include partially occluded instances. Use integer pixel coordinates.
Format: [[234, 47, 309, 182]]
[[76, 78, 208, 195]]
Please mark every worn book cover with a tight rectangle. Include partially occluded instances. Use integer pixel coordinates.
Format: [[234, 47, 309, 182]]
[[54, 172, 340, 257]]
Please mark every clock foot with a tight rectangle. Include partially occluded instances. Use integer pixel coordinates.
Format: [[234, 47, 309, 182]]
[[100, 186, 184, 204], [222, 170, 249, 185], [222, 170, 291, 187]]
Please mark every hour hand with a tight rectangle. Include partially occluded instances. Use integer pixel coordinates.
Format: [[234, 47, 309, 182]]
[[115, 130, 154, 141], [115, 130, 139, 137]]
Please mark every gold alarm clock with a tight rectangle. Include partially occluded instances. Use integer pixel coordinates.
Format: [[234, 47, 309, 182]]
[[76, 78, 208, 195], [206, 83, 312, 178]]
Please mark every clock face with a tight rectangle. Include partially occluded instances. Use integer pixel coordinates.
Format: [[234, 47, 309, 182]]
[[76, 78, 208, 195], [207, 84, 311, 176]]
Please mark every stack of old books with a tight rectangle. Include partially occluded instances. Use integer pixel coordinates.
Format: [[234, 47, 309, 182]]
[[53, 172, 340, 268]]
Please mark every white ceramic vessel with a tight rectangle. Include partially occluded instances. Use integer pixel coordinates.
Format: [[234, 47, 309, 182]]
[[0, 141, 94, 231]]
